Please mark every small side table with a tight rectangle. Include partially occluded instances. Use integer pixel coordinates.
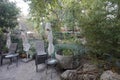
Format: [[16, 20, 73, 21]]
[[5, 53, 19, 69], [45, 58, 58, 80]]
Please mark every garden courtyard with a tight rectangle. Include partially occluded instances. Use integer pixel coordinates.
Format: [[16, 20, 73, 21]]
[[1, 0, 120, 80]]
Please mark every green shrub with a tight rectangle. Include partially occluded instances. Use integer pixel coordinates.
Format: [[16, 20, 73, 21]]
[[78, 0, 120, 59], [11, 35, 23, 53], [59, 48, 73, 56], [0, 30, 7, 52], [55, 44, 85, 56]]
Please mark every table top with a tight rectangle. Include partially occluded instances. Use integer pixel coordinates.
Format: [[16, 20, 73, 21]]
[[46, 58, 58, 65], [5, 53, 19, 58]]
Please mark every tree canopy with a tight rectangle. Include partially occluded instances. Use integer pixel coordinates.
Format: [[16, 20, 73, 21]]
[[0, 0, 19, 30], [78, 0, 120, 58], [28, 0, 120, 59]]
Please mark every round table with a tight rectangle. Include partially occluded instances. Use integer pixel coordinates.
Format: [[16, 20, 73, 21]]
[[45, 58, 58, 80], [5, 53, 19, 69]]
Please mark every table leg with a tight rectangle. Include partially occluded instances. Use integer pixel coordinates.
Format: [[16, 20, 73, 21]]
[[7, 58, 12, 69], [0, 57, 3, 66], [16, 56, 19, 67]]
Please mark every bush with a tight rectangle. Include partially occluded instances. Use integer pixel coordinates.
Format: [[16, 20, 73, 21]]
[[55, 44, 85, 56], [78, 0, 120, 60], [11, 35, 23, 53], [0, 30, 7, 53]]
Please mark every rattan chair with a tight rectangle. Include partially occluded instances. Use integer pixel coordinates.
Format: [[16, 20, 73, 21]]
[[35, 40, 47, 72], [0, 43, 18, 67]]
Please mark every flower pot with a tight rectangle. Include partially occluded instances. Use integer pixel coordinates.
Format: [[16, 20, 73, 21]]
[[20, 53, 27, 58], [55, 52, 73, 69]]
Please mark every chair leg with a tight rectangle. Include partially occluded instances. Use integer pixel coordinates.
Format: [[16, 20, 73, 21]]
[[36, 64, 38, 72], [1, 56, 3, 66], [51, 70, 52, 80], [46, 64, 48, 74], [7, 58, 12, 69], [16, 56, 19, 67]]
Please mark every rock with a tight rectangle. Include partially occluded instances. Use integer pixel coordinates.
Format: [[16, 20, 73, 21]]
[[82, 74, 97, 80], [61, 63, 99, 80], [100, 70, 120, 80], [82, 63, 98, 72], [61, 70, 76, 80]]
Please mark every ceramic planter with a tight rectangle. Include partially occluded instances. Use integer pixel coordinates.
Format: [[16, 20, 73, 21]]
[[55, 52, 73, 69]]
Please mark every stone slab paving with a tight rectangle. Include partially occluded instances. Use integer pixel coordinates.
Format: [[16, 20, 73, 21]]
[[0, 60, 61, 80]]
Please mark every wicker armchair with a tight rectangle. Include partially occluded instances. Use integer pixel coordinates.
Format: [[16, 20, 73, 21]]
[[0, 43, 18, 66], [35, 40, 47, 72]]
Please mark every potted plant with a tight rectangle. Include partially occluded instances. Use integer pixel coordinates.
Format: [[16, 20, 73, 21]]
[[55, 44, 75, 69], [2, 46, 8, 53], [18, 50, 27, 58], [55, 43, 85, 69], [55, 48, 73, 69]]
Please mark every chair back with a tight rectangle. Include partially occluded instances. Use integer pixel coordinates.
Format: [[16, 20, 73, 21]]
[[35, 41, 45, 54], [9, 43, 18, 54], [35, 40, 47, 67]]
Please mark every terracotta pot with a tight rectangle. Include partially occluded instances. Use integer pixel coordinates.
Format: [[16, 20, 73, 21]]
[[20, 53, 27, 58]]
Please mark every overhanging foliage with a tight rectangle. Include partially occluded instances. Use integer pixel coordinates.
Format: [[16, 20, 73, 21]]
[[0, 0, 19, 29]]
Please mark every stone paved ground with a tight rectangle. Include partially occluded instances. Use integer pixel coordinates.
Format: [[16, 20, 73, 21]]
[[0, 59, 61, 80]]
